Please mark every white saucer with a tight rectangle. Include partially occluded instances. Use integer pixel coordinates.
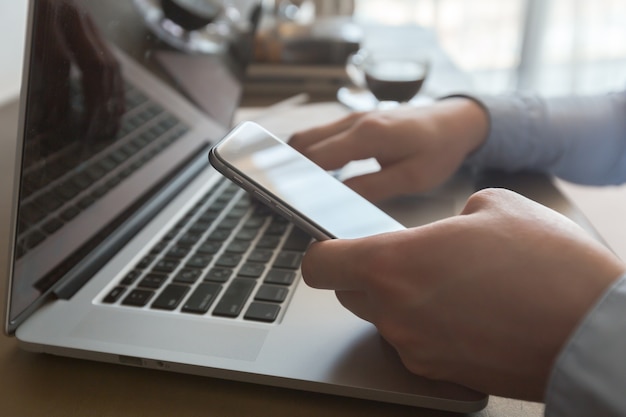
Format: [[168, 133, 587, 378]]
[[337, 86, 434, 112]]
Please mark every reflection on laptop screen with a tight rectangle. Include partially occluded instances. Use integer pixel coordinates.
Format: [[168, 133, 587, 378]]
[[8, 0, 253, 327]]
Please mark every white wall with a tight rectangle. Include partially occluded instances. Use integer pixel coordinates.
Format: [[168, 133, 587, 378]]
[[0, 1, 28, 104]]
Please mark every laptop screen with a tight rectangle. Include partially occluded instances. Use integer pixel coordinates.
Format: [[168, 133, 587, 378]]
[[7, 0, 257, 329]]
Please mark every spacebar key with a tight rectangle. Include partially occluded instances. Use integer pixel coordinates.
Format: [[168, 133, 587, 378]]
[[212, 278, 256, 318]]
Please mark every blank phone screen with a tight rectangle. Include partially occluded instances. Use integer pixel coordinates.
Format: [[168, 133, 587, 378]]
[[211, 122, 405, 239]]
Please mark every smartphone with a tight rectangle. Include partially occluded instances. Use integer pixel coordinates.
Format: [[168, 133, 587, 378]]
[[208, 121, 405, 241]]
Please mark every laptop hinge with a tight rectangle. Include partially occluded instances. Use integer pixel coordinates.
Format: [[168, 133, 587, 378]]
[[52, 144, 211, 300]]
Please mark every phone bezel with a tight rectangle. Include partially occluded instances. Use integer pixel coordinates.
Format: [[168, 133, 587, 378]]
[[209, 145, 336, 241]]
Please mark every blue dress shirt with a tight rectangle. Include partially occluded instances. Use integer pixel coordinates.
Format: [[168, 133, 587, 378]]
[[467, 91, 626, 416]]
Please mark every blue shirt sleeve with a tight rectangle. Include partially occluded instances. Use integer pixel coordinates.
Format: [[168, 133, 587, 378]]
[[458, 92, 626, 415], [464, 91, 626, 186], [545, 273, 626, 417]]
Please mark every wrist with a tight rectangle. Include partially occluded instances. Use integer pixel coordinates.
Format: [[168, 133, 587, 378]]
[[435, 96, 490, 159]]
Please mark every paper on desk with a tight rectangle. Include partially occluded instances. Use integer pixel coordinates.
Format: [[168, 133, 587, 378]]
[[235, 101, 350, 140]]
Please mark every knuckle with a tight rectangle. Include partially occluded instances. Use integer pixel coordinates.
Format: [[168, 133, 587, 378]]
[[403, 358, 441, 380], [462, 187, 504, 213], [378, 326, 441, 380], [353, 113, 387, 136]]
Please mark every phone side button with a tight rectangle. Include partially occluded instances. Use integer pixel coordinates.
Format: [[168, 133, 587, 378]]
[[274, 204, 293, 221], [253, 190, 272, 206]]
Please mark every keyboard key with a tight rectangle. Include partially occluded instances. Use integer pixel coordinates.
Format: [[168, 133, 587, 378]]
[[122, 289, 154, 306], [217, 218, 239, 230], [265, 221, 288, 236], [20, 204, 46, 224], [237, 263, 265, 278], [84, 164, 106, 181], [150, 240, 169, 254], [59, 205, 81, 221], [206, 201, 227, 214], [103, 286, 127, 303], [42, 217, 64, 234], [243, 216, 265, 229], [37, 191, 64, 212], [226, 241, 250, 254], [247, 249, 273, 263], [273, 251, 303, 270], [196, 241, 221, 255], [77, 195, 96, 209], [203, 268, 232, 283], [91, 185, 109, 199], [151, 284, 190, 310], [206, 229, 231, 242], [235, 228, 259, 241], [244, 302, 280, 323], [121, 269, 142, 285], [110, 149, 129, 164], [282, 228, 312, 251], [174, 268, 202, 284], [212, 278, 256, 318], [177, 232, 203, 247], [198, 211, 219, 223], [255, 285, 288, 303], [256, 235, 281, 249], [136, 254, 156, 270], [182, 282, 222, 314], [234, 195, 252, 209], [138, 273, 167, 289], [165, 246, 191, 259], [264, 269, 296, 286], [54, 180, 81, 201], [152, 258, 180, 273], [185, 254, 213, 269], [22, 230, 46, 249], [163, 228, 180, 241], [189, 221, 211, 233], [226, 207, 247, 219], [71, 172, 95, 190], [215, 254, 242, 268]]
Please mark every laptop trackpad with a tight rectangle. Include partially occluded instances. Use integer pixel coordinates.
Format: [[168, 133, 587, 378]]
[[71, 309, 268, 362]]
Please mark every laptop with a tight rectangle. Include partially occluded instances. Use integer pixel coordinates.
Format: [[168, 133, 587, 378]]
[[2, 0, 489, 412]]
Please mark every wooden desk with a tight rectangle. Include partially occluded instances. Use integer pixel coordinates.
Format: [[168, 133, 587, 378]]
[[0, 334, 545, 417], [0, 98, 546, 417]]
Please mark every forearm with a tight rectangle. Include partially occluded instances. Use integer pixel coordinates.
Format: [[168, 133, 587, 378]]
[[464, 91, 626, 186]]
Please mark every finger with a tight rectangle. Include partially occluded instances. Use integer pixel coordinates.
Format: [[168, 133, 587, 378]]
[[302, 111, 423, 170], [343, 158, 424, 201], [335, 290, 374, 323], [301, 240, 367, 291], [301, 126, 390, 170], [288, 112, 364, 151]]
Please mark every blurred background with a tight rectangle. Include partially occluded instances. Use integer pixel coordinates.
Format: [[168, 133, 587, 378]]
[[1, 0, 626, 106], [354, 0, 626, 96]]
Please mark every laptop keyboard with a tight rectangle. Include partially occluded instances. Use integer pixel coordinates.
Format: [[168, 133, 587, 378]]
[[101, 178, 312, 323], [16, 82, 189, 258]]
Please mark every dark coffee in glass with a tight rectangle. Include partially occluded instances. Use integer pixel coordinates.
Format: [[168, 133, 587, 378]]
[[364, 60, 428, 103]]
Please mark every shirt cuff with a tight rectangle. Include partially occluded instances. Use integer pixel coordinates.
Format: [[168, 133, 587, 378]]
[[545, 272, 626, 417], [438, 93, 538, 172]]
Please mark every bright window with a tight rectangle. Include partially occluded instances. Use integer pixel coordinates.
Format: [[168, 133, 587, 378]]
[[353, 0, 626, 95]]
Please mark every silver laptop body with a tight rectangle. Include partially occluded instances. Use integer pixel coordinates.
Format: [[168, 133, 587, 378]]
[[3, 0, 495, 412]]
